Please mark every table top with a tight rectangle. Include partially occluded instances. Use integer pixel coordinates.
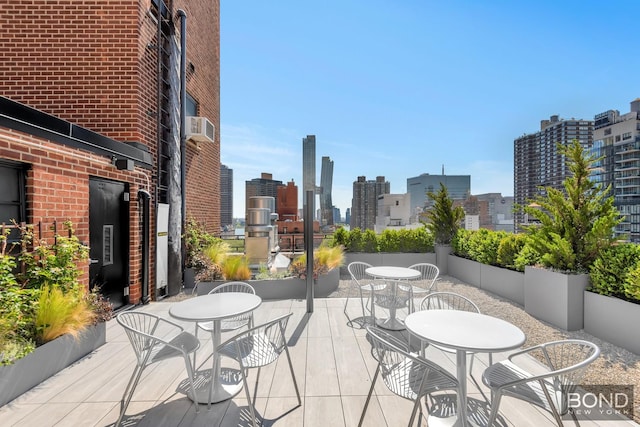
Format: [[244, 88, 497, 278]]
[[365, 266, 421, 280], [169, 293, 262, 323], [405, 310, 525, 353]]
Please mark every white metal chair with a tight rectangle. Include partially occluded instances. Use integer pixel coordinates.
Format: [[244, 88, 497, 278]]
[[369, 279, 413, 328], [217, 312, 301, 427], [359, 325, 459, 427], [398, 263, 439, 312], [344, 261, 385, 320], [418, 292, 490, 373], [116, 311, 200, 427], [193, 281, 256, 369], [483, 339, 600, 426]]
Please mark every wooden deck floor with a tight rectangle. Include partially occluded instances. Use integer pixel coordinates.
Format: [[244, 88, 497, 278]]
[[0, 297, 637, 427]]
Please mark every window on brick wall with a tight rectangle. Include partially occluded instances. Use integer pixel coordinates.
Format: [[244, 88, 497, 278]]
[[0, 160, 27, 245], [186, 93, 198, 116]]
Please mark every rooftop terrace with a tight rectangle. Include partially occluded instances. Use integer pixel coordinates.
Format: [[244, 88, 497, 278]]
[[0, 278, 638, 427]]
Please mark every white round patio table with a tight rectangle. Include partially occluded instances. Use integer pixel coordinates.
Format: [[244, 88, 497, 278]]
[[405, 310, 525, 427], [169, 292, 262, 405], [365, 266, 420, 330]]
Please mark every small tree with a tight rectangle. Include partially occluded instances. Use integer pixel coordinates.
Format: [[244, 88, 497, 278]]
[[522, 140, 622, 273], [425, 183, 465, 245]]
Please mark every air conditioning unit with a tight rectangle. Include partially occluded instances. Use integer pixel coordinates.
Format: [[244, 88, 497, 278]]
[[186, 116, 215, 144]]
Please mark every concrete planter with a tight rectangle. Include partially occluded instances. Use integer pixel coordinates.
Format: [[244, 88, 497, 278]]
[[524, 266, 589, 331], [0, 322, 107, 406], [183, 267, 196, 290], [584, 291, 640, 355], [196, 268, 340, 300], [344, 252, 435, 268], [435, 244, 451, 275], [480, 263, 525, 306], [447, 255, 481, 287]]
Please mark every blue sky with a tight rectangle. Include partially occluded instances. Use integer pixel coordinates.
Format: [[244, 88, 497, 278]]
[[220, 0, 640, 218]]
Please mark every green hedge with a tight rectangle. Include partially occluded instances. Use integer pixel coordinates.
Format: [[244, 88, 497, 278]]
[[589, 243, 640, 303], [331, 226, 434, 253], [452, 229, 536, 272]]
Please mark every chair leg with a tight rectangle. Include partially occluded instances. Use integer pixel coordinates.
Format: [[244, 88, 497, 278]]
[[240, 365, 258, 427], [182, 355, 200, 414], [283, 344, 302, 405], [116, 364, 144, 427], [487, 391, 503, 427], [358, 364, 380, 427], [408, 395, 422, 427]]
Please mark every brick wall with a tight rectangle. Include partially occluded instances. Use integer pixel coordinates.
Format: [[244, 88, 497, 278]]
[[0, 0, 221, 299], [176, 0, 221, 233], [0, 127, 150, 301]]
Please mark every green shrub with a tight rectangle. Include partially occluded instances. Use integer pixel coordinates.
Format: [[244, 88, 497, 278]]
[[425, 183, 465, 244], [589, 243, 640, 300], [467, 229, 507, 265], [362, 229, 378, 252], [497, 233, 527, 270], [522, 140, 621, 273], [624, 265, 640, 302], [452, 229, 473, 258], [513, 241, 541, 272], [331, 226, 434, 253]]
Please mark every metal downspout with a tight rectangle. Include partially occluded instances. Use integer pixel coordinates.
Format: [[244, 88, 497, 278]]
[[138, 189, 151, 304], [178, 9, 187, 271]]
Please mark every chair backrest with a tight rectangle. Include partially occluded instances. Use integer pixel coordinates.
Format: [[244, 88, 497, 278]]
[[208, 281, 256, 324], [117, 311, 162, 365], [347, 261, 372, 285], [220, 313, 293, 368], [209, 281, 255, 295], [533, 339, 600, 391], [365, 325, 457, 398], [419, 292, 479, 312], [408, 263, 439, 290]]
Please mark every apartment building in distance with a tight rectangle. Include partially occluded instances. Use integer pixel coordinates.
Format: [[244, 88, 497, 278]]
[[351, 176, 390, 230], [591, 99, 640, 242], [245, 173, 283, 218], [407, 173, 470, 223], [514, 115, 594, 230], [0, 0, 220, 305]]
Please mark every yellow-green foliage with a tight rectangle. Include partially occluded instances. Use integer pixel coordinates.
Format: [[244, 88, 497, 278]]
[[290, 245, 345, 279], [222, 256, 252, 280], [35, 285, 95, 344], [203, 240, 230, 266], [315, 245, 344, 272]]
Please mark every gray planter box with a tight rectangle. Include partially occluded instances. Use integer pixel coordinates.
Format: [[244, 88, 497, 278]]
[[447, 255, 481, 287], [524, 266, 589, 331], [0, 322, 106, 406], [480, 263, 525, 306], [196, 268, 340, 300], [435, 244, 451, 275], [584, 291, 640, 355]]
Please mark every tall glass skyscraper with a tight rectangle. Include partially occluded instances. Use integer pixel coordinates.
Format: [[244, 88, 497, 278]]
[[320, 156, 334, 226]]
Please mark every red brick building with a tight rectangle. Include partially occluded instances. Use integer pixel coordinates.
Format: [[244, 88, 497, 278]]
[[0, 0, 220, 307]]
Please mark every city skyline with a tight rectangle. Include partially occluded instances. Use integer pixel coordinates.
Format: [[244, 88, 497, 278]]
[[220, 1, 640, 218]]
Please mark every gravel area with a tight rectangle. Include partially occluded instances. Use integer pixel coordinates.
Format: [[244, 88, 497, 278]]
[[167, 273, 640, 422], [330, 272, 640, 423]]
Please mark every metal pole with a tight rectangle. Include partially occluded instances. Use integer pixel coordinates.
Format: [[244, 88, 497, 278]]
[[305, 190, 314, 313]]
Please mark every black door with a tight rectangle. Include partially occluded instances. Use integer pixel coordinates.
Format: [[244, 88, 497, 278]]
[[89, 177, 129, 309]]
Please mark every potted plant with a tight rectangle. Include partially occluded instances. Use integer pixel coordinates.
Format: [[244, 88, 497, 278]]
[[521, 140, 622, 330], [0, 221, 111, 406], [585, 243, 640, 354], [182, 217, 222, 289], [425, 183, 465, 274]]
